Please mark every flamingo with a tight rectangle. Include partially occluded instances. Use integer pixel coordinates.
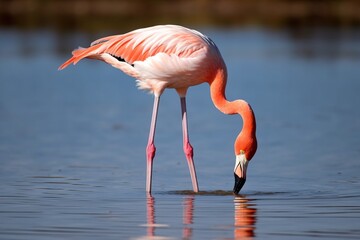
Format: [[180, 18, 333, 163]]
[[59, 25, 257, 194]]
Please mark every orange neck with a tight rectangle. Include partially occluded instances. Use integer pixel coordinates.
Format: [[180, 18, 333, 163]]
[[209, 69, 257, 159]]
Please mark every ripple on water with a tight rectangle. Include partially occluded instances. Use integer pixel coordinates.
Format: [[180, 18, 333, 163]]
[[167, 189, 294, 197]]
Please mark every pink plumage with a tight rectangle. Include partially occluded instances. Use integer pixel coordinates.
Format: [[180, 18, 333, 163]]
[[59, 25, 257, 194], [59, 25, 222, 96]]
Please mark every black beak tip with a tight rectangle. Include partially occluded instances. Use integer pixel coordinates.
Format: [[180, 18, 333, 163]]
[[233, 173, 246, 194]]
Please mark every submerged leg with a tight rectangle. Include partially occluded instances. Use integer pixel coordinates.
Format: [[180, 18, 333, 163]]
[[146, 96, 160, 193], [180, 97, 199, 192]]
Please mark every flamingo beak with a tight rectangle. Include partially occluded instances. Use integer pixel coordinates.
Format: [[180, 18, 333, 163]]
[[233, 173, 246, 194], [233, 153, 248, 194]]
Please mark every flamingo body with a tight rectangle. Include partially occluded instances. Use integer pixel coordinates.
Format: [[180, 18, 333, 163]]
[[59, 25, 221, 96], [59, 25, 257, 194]]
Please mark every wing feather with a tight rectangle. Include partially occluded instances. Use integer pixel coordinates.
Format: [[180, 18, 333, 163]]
[[59, 25, 211, 73], [106, 25, 208, 63]]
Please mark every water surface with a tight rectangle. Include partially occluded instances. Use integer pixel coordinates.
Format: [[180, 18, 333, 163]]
[[0, 27, 360, 239]]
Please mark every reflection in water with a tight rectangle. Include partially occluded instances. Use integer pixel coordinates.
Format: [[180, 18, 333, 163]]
[[144, 195, 195, 239], [182, 196, 194, 239], [234, 196, 257, 239], [146, 195, 156, 237], [143, 194, 257, 239]]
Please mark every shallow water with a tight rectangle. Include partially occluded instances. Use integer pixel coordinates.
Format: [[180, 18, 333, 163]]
[[0, 27, 360, 239]]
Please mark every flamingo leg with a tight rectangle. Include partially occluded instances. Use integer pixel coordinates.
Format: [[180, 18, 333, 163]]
[[146, 96, 160, 193], [180, 97, 199, 192]]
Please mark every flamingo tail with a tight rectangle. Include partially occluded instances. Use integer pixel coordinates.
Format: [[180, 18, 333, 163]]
[[58, 45, 101, 70]]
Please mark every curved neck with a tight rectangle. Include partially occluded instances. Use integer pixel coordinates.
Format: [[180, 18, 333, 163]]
[[209, 69, 257, 158]]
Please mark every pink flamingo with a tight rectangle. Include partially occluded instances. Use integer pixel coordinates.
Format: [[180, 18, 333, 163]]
[[59, 25, 257, 194]]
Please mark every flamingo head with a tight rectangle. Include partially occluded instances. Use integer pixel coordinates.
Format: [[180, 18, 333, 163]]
[[233, 128, 257, 194]]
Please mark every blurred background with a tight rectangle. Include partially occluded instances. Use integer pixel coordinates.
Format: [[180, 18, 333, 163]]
[[2, 0, 360, 30], [1, 0, 360, 58]]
